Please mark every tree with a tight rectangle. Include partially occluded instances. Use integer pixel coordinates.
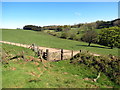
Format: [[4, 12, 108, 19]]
[[99, 26, 120, 49], [112, 18, 120, 27], [56, 26, 63, 32], [63, 25, 71, 31], [81, 30, 98, 46], [23, 25, 41, 31], [80, 22, 98, 46], [79, 23, 97, 33]]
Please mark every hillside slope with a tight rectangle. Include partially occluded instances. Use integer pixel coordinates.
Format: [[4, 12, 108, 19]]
[[2, 44, 119, 88], [2, 29, 118, 56]]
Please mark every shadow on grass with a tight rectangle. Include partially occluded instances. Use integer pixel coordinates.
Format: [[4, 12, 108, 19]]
[[76, 45, 111, 49]]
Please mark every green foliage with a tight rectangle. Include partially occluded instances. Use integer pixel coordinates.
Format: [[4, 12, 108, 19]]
[[56, 27, 63, 32], [81, 30, 98, 46], [47, 31, 57, 36], [62, 25, 71, 31], [42, 25, 70, 32], [70, 52, 120, 85], [99, 26, 120, 49], [71, 18, 120, 29], [42, 19, 120, 49], [69, 33, 77, 40], [112, 18, 120, 27], [80, 22, 98, 46], [80, 23, 97, 31], [60, 32, 69, 39], [95, 21, 113, 29], [23, 25, 41, 31]]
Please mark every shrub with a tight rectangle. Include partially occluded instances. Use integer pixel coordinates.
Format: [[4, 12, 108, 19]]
[[98, 26, 120, 49], [70, 52, 120, 85], [60, 32, 69, 39], [69, 33, 76, 40]]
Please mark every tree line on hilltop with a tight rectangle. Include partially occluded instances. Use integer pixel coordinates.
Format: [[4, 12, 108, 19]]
[[23, 18, 120, 49], [23, 18, 120, 31]]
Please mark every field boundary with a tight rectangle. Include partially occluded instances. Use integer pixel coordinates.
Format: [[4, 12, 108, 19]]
[[1, 40, 100, 61]]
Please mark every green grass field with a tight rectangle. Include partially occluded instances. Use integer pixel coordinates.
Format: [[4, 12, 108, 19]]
[[2, 44, 119, 88], [2, 29, 118, 56]]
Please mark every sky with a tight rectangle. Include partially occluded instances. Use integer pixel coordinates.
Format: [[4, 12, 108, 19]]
[[2, 0, 120, 2], [1, 2, 118, 29]]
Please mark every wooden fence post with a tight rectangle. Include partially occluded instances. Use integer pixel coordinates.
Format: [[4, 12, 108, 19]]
[[46, 49, 49, 61], [80, 50, 82, 53], [71, 50, 73, 58], [37, 49, 40, 56], [87, 50, 89, 53], [61, 49, 63, 60], [21, 51, 25, 60]]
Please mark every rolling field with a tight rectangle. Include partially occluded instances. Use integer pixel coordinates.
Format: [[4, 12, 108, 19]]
[[1, 2, 119, 88], [2, 44, 119, 88], [1, 29, 118, 56]]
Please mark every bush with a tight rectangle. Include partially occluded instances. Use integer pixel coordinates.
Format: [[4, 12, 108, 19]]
[[60, 32, 69, 39], [47, 32, 57, 36], [69, 33, 76, 40], [56, 33, 62, 38], [98, 26, 120, 49], [70, 52, 120, 85]]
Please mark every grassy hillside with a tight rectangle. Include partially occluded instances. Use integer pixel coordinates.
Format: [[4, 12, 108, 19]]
[[2, 43, 34, 56], [2, 29, 118, 56], [2, 44, 119, 88]]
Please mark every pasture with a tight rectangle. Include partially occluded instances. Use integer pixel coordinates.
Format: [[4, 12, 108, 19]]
[[2, 44, 119, 88], [1, 29, 119, 56]]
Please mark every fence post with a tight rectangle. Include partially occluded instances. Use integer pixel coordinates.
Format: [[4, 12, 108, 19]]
[[61, 49, 63, 60], [46, 49, 49, 61], [87, 50, 89, 53], [80, 50, 82, 53], [37, 49, 40, 57], [32, 43, 36, 51], [71, 50, 73, 58], [21, 51, 25, 60]]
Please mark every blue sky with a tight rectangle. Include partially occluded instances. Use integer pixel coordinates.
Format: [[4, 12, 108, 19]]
[[2, 0, 120, 2], [2, 2, 118, 29]]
